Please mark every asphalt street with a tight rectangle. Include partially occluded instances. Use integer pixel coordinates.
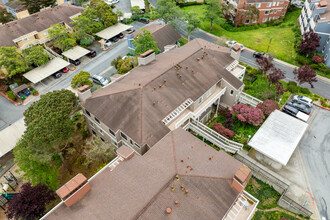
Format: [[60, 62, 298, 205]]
[[299, 108, 330, 220]]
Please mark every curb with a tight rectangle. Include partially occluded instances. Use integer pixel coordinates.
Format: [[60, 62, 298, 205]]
[[0, 92, 22, 106], [321, 106, 330, 111]]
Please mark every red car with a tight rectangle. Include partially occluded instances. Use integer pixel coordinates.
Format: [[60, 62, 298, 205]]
[[61, 67, 69, 73], [117, 33, 124, 39]]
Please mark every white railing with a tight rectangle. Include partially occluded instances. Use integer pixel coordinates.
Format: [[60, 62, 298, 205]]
[[238, 92, 262, 107], [162, 98, 193, 125], [226, 60, 239, 71], [243, 191, 259, 220], [186, 120, 243, 153]]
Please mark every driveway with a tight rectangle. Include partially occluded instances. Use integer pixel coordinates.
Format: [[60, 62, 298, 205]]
[[113, 0, 131, 13], [299, 107, 330, 220]]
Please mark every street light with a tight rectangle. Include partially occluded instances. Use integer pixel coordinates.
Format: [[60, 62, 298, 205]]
[[266, 37, 272, 54]]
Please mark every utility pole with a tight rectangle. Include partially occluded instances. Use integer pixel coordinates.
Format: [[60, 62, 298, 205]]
[[267, 37, 272, 54]]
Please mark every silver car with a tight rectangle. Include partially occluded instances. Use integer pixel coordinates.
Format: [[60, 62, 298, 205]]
[[292, 95, 313, 107], [92, 75, 109, 86]]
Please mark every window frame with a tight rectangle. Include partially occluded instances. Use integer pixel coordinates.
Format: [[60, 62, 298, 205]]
[[85, 109, 91, 117], [109, 129, 115, 136], [256, 3, 261, 8], [245, 19, 250, 24], [92, 130, 97, 136], [121, 132, 127, 140], [265, 11, 270, 15], [267, 2, 272, 7], [325, 54, 328, 61], [94, 117, 100, 124]]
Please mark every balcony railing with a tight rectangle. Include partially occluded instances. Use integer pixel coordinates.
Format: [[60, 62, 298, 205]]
[[238, 92, 262, 107]]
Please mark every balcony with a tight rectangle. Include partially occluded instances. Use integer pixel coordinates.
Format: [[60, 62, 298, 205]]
[[310, 19, 316, 30], [230, 64, 245, 81]]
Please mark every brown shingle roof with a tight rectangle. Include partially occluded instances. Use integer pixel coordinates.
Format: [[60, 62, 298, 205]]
[[82, 38, 243, 148], [4, 0, 25, 11], [134, 23, 181, 51], [0, 3, 84, 47], [45, 128, 243, 220]]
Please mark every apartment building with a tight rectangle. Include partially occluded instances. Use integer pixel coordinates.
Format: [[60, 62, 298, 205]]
[[299, 0, 330, 67], [78, 38, 246, 155], [0, 3, 84, 49], [230, 0, 289, 25]]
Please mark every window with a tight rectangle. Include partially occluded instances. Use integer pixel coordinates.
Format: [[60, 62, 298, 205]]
[[253, 18, 257, 23], [284, 4, 287, 8], [256, 3, 261, 8], [100, 137, 105, 142], [272, 2, 276, 6], [112, 140, 118, 146], [270, 10, 273, 14], [263, 18, 268, 22], [95, 117, 100, 124], [130, 139, 133, 145], [265, 11, 270, 15], [109, 129, 115, 136], [325, 54, 328, 61], [135, 143, 141, 148], [267, 2, 271, 7], [92, 130, 97, 136], [44, 31, 48, 35], [24, 37, 29, 41], [121, 132, 127, 140], [277, 2, 279, 6], [282, 12, 284, 16], [230, 90, 234, 95], [85, 109, 91, 117], [245, 19, 250, 24], [327, 37, 330, 43], [99, 129, 103, 134], [90, 121, 95, 128], [274, 9, 277, 13], [198, 96, 203, 104]]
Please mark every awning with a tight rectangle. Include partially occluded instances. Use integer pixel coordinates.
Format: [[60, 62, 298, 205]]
[[130, 0, 145, 9], [12, 84, 28, 95], [95, 23, 131, 40], [62, 46, 90, 61], [23, 57, 70, 84]]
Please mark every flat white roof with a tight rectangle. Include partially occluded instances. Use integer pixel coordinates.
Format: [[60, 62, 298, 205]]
[[95, 23, 131, 40], [248, 110, 308, 166], [0, 118, 25, 157], [62, 46, 90, 60], [23, 57, 70, 84], [131, 0, 145, 9]]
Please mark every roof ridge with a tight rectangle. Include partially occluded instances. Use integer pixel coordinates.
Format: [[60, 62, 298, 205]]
[[179, 174, 233, 181], [91, 86, 140, 98]]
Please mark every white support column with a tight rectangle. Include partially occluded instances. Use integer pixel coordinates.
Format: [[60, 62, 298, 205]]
[[215, 97, 221, 118]]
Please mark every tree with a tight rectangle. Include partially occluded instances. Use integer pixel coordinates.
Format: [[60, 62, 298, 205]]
[[184, 11, 200, 41], [83, 137, 116, 167], [0, 8, 14, 24], [231, 104, 265, 126], [23, 89, 78, 125], [72, 8, 105, 37], [116, 57, 138, 74], [293, 64, 317, 88], [245, 5, 259, 22], [267, 67, 285, 87], [155, 0, 182, 25], [221, 2, 236, 22], [256, 55, 274, 76], [0, 47, 27, 78], [96, 2, 118, 27], [298, 30, 320, 57], [275, 82, 285, 99], [131, 6, 140, 14], [23, 45, 50, 67], [133, 29, 160, 55], [89, 0, 103, 8], [213, 123, 234, 139], [204, 0, 222, 31], [6, 183, 56, 220], [116, 9, 124, 21], [71, 71, 94, 88], [48, 23, 75, 52], [312, 56, 324, 63], [111, 55, 123, 69], [19, 0, 56, 14], [256, 100, 280, 116]]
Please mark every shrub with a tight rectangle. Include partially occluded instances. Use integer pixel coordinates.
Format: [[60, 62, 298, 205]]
[[256, 100, 279, 116], [310, 63, 319, 70], [80, 38, 93, 46], [318, 62, 328, 71], [262, 90, 275, 100], [324, 69, 330, 75], [131, 14, 140, 21], [312, 56, 324, 63], [178, 38, 188, 46], [296, 55, 308, 65], [287, 81, 298, 93], [5, 91, 16, 101], [32, 90, 39, 96], [213, 123, 234, 139], [299, 87, 312, 95], [178, 2, 204, 7], [231, 104, 265, 126], [72, 112, 81, 122]]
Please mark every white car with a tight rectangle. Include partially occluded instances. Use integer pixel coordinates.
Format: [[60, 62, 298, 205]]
[[104, 39, 112, 47], [292, 95, 313, 107], [112, 0, 119, 3], [92, 75, 110, 86], [225, 40, 244, 49]]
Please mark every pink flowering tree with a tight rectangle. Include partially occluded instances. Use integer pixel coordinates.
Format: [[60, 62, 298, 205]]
[[312, 56, 324, 63], [257, 100, 280, 116], [213, 123, 234, 139], [231, 104, 265, 126]]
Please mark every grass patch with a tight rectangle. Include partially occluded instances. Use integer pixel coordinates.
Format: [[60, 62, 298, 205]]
[[195, 134, 220, 151], [253, 210, 300, 220], [178, 37, 188, 46], [245, 176, 281, 209]]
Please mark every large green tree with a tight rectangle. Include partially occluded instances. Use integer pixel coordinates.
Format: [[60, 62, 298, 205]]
[[72, 7, 105, 36], [133, 29, 160, 55], [96, 2, 118, 27], [204, 0, 222, 31], [49, 23, 76, 52], [19, 0, 56, 14], [185, 11, 200, 41], [71, 71, 93, 88], [0, 47, 27, 78], [155, 0, 182, 25], [23, 45, 50, 67], [0, 8, 14, 24]]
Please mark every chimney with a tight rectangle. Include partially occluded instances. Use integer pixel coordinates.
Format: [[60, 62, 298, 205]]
[[16, 10, 30, 19], [138, 49, 155, 66], [230, 44, 241, 61], [116, 145, 135, 160], [231, 164, 251, 193], [77, 85, 91, 102], [56, 173, 91, 207], [164, 45, 176, 53]]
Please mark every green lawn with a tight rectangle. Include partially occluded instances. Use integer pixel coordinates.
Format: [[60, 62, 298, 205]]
[[180, 6, 301, 65]]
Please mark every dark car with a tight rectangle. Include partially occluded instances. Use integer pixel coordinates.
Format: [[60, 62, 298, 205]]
[[17, 91, 26, 100], [282, 105, 299, 117], [22, 88, 31, 96], [138, 17, 150, 24], [87, 49, 97, 58], [253, 51, 265, 58], [110, 36, 119, 42], [286, 101, 311, 115], [61, 67, 69, 73], [69, 59, 81, 66], [52, 71, 62, 78], [116, 33, 124, 39]]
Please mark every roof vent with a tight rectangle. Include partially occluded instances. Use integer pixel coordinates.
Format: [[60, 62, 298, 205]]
[[175, 200, 179, 205], [319, 1, 327, 7], [185, 189, 189, 194], [166, 208, 172, 215]]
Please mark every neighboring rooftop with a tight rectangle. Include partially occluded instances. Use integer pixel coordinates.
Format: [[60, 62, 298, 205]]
[[82, 38, 243, 148], [4, 0, 25, 11], [0, 3, 84, 47], [134, 24, 181, 51], [45, 128, 244, 220], [248, 110, 308, 166], [95, 23, 131, 40]]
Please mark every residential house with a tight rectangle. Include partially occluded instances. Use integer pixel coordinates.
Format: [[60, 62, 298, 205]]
[[299, 0, 330, 67], [1, 0, 27, 19], [228, 0, 289, 25], [43, 128, 258, 220], [0, 3, 84, 49], [128, 23, 181, 52], [79, 38, 246, 155]]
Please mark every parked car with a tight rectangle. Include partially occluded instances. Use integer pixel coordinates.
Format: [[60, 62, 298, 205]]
[[127, 26, 135, 32], [117, 33, 124, 39], [225, 41, 244, 49], [61, 67, 69, 73], [104, 39, 112, 47], [282, 105, 299, 117], [87, 48, 97, 58], [52, 72, 62, 78], [253, 51, 265, 58], [69, 59, 81, 66], [286, 101, 311, 115], [110, 36, 119, 42], [292, 95, 313, 107], [292, 1, 304, 8], [92, 75, 109, 86], [112, 0, 119, 3], [17, 91, 26, 100], [22, 88, 31, 96], [138, 18, 150, 24]]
